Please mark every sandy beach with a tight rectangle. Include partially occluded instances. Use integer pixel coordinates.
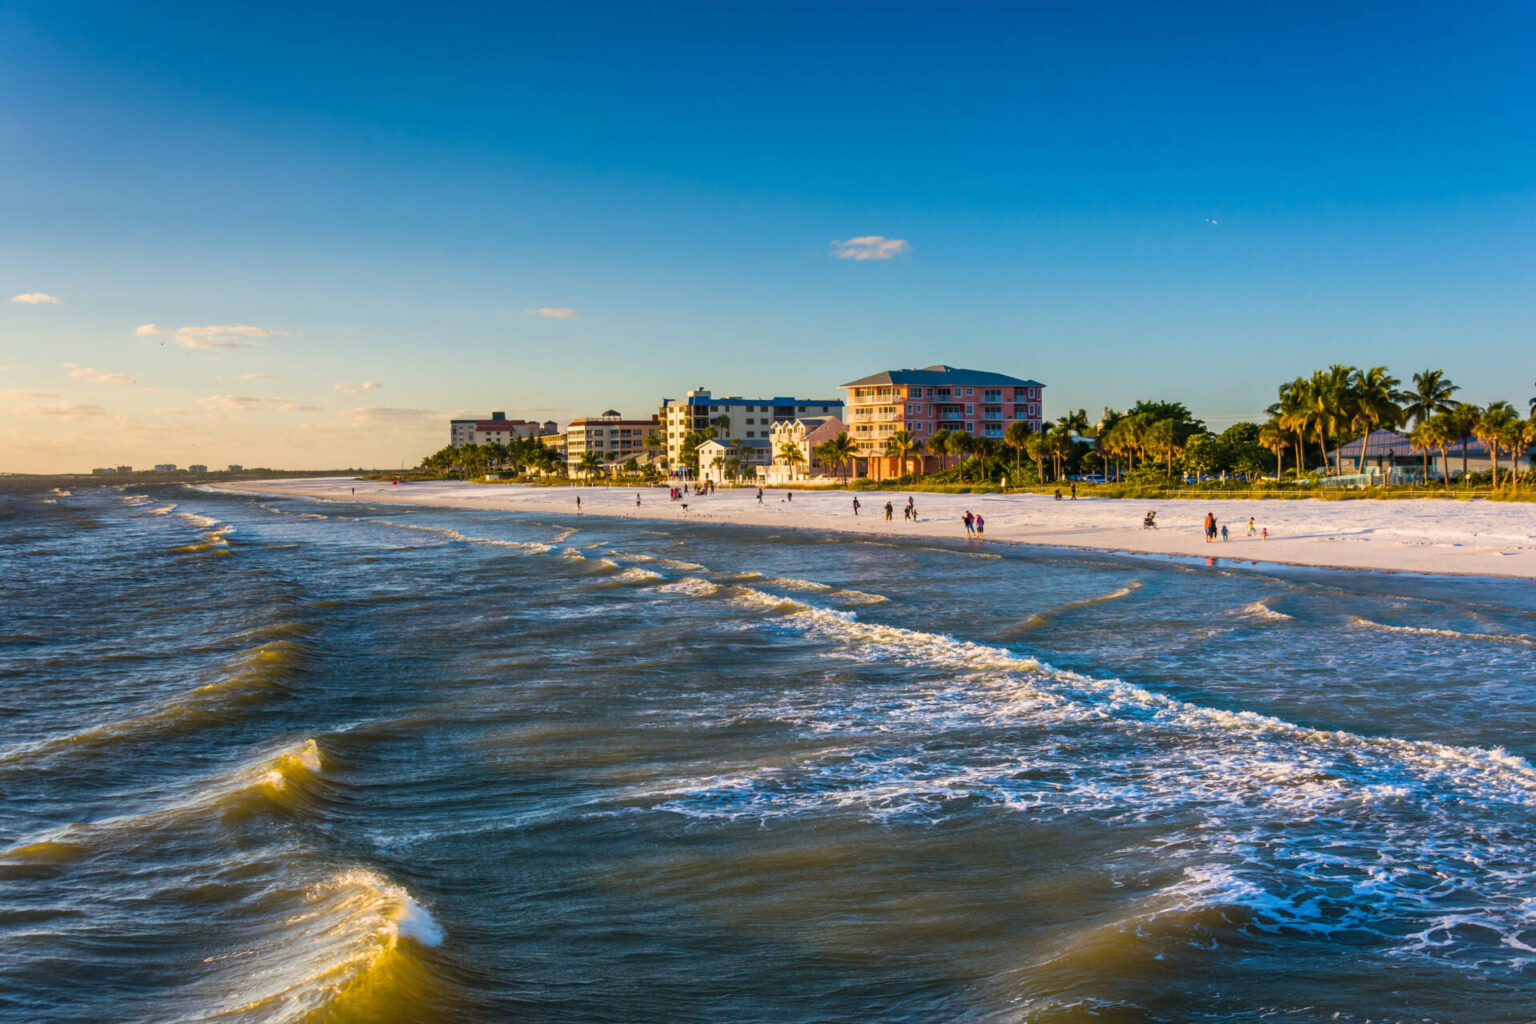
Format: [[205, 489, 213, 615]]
[[212, 477, 1536, 579]]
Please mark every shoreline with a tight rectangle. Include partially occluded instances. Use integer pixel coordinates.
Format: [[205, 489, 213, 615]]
[[206, 477, 1536, 580]]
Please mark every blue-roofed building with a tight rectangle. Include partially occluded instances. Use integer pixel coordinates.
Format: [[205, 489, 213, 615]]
[[658, 388, 844, 470]]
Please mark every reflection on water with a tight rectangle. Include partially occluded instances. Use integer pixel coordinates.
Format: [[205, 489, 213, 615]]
[[2, 483, 1535, 1023]]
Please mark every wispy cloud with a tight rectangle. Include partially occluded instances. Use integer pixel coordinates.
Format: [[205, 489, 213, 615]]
[[829, 236, 911, 260], [63, 363, 135, 384], [13, 401, 105, 418], [227, 373, 275, 380], [338, 406, 440, 425], [333, 380, 382, 395], [525, 308, 578, 319], [195, 394, 315, 413], [10, 292, 61, 305], [5, 389, 61, 399], [136, 323, 286, 349]]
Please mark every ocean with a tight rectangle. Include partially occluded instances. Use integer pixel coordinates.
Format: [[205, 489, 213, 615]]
[[3, 483, 1535, 1023]]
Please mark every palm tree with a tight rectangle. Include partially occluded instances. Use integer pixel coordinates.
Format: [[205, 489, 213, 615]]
[[1026, 431, 1050, 482], [884, 429, 921, 478], [1421, 414, 1456, 487], [827, 431, 858, 483], [1048, 428, 1075, 481], [1004, 420, 1033, 483], [1475, 402, 1520, 488], [778, 441, 805, 480], [927, 429, 952, 473], [577, 450, 604, 482], [1447, 403, 1483, 483], [1349, 366, 1403, 475], [1259, 420, 1289, 478], [1403, 370, 1459, 429], [643, 431, 663, 465]]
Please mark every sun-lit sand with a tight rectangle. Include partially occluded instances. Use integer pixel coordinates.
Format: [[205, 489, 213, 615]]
[[215, 477, 1536, 578]]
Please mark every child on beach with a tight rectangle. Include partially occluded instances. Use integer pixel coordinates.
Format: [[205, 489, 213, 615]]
[[884, 501, 893, 521], [1247, 517, 1256, 537], [1220, 524, 1228, 541], [1262, 527, 1269, 540], [975, 514, 985, 537]]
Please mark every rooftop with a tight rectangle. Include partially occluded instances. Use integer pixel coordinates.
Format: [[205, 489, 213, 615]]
[[670, 395, 843, 408], [841, 364, 1044, 389]]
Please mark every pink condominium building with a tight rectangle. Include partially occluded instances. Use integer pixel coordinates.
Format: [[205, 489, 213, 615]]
[[839, 364, 1045, 478]]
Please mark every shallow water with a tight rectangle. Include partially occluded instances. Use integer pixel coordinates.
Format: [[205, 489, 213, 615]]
[[3, 484, 1535, 1023]]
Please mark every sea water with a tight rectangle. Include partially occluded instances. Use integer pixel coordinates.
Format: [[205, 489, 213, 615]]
[[2, 484, 1535, 1022]]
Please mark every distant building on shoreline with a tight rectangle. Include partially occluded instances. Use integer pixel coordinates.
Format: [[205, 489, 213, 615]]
[[187, 464, 208, 474], [565, 410, 661, 475], [764, 416, 848, 485], [658, 388, 844, 470], [450, 411, 559, 448], [153, 463, 177, 473], [840, 365, 1045, 479]]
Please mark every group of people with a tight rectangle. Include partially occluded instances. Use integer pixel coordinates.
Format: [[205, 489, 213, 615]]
[[1204, 512, 1268, 542], [962, 509, 985, 538], [851, 496, 920, 522]]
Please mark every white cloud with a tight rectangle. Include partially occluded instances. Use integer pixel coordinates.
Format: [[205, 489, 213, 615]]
[[65, 364, 135, 384], [5, 389, 61, 399], [136, 323, 285, 349], [333, 380, 383, 395], [829, 236, 912, 260], [10, 292, 61, 305], [13, 401, 105, 418], [196, 393, 315, 413], [525, 308, 578, 319], [231, 373, 275, 380]]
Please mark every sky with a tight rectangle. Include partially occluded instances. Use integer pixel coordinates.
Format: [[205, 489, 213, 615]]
[[1, 0, 1532, 473]]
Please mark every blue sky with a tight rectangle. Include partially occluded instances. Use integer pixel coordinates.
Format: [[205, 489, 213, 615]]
[[2, 1, 1532, 471]]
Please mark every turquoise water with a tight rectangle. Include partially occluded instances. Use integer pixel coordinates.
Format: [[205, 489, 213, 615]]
[[3, 484, 1535, 1022]]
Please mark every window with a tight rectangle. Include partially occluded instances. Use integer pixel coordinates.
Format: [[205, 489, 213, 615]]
[[746, 431, 756, 437], [966, 405, 974, 416], [965, 388, 974, 396], [965, 423, 974, 432]]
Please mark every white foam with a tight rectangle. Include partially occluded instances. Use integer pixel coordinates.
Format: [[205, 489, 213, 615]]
[[1353, 617, 1534, 646], [1237, 598, 1293, 622]]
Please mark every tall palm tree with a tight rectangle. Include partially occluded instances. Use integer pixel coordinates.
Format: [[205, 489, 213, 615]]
[[577, 450, 604, 482], [884, 429, 921, 478], [777, 441, 805, 480], [643, 431, 663, 465], [1475, 402, 1519, 488], [1026, 432, 1050, 483], [1349, 366, 1403, 474], [827, 431, 858, 484], [1003, 420, 1033, 482], [928, 429, 952, 473], [1403, 370, 1459, 429], [1448, 403, 1483, 482]]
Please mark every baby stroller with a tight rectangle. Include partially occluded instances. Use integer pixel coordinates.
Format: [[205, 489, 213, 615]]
[[1142, 510, 1158, 529]]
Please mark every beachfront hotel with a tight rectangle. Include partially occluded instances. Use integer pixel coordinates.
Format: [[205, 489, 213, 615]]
[[840, 365, 1045, 478], [658, 388, 844, 471], [450, 411, 560, 448], [564, 410, 662, 474]]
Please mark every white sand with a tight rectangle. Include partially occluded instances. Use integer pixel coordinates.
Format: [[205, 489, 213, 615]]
[[215, 477, 1536, 579]]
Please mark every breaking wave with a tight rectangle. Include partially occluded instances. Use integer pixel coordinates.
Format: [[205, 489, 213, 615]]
[[1353, 617, 1534, 646]]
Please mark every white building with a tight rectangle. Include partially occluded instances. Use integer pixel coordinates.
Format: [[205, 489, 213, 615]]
[[696, 438, 771, 484], [658, 388, 843, 471], [763, 416, 848, 485], [564, 411, 661, 475]]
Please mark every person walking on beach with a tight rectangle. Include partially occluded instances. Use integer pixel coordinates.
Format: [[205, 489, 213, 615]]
[[1262, 527, 1269, 541], [1070, 482, 1077, 500], [884, 500, 893, 521], [636, 494, 642, 507], [787, 491, 792, 502], [963, 510, 975, 538], [975, 513, 985, 537], [1247, 516, 1256, 537], [852, 497, 860, 516], [909, 500, 918, 522], [1203, 512, 1214, 543], [576, 495, 582, 511], [757, 488, 763, 504], [1220, 523, 1228, 541]]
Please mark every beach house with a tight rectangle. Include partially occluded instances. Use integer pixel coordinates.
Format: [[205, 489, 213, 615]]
[[763, 416, 848, 485], [839, 365, 1045, 479], [696, 438, 771, 484]]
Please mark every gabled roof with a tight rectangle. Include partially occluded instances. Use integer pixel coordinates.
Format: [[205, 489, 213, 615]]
[[840, 364, 1044, 388]]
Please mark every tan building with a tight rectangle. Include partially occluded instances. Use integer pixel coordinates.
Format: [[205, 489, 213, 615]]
[[764, 416, 847, 485], [658, 388, 843, 471], [565, 410, 661, 475]]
